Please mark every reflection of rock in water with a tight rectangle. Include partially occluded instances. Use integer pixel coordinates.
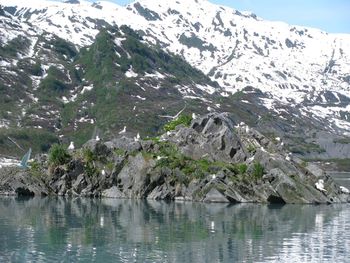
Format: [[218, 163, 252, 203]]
[[272, 207, 350, 262], [0, 198, 349, 262]]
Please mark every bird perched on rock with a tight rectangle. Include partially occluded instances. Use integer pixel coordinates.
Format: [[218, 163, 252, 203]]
[[134, 133, 140, 142], [68, 141, 75, 150], [101, 169, 106, 176], [285, 152, 292, 161], [315, 179, 327, 192], [119, 126, 126, 134], [95, 135, 100, 141], [340, 186, 350, 194]]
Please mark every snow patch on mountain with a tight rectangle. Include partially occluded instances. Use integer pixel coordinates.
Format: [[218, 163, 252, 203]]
[[0, 0, 349, 135]]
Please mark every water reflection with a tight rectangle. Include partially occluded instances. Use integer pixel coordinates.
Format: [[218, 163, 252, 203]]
[[0, 197, 349, 262]]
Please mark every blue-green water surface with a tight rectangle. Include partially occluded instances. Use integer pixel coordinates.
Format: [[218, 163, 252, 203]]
[[0, 197, 349, 263]]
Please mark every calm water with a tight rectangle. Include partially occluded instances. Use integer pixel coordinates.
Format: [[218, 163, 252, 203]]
[[0, 197, 350, 263]]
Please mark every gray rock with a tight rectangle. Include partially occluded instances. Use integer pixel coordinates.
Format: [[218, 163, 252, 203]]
[[117, 153, 156, 198], [0, 167, 48, 196], [140, 140, 155, 152], [67, 160, 84, 181], [102, 186, 126, 198], [203, 188, 229, 203], [305, 163, 325, 178], [72, 174, 87, 194], [147, 184, 175, 200], [80, 184, 93, 197], [105, 137, 142, 153], [166, 113, 246, 163], [84, 140, 112, 157]]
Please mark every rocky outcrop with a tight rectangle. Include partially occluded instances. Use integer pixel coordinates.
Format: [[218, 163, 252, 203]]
[[0, 113, 349, 204], [0, 167, 49, 196]]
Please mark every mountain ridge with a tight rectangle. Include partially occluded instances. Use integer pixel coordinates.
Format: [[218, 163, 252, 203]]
[[0, 0, 349, 163]]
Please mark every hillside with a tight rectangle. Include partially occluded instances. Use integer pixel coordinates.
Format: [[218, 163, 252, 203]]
[[0, 0, 349, 163]]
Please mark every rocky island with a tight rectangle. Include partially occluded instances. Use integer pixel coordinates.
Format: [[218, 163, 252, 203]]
[[0, 113, 349, 204]]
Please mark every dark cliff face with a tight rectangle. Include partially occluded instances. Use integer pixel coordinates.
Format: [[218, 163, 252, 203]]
[[1, 113, 349, 204]]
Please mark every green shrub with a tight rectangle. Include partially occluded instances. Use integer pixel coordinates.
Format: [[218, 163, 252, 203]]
[[29, 160, 42, 178], [145, 136, 161, 143], [85, 162, 97, 178], [83, 148, 96, 163], [252, 162, 264, 178], [30, 61, 43, 76], [114, 148, 126, 157], [247, 144, 256, 153], [52, 37, 77, 58], [181, 159, 210, 180], [234, 163, 247, 174], [17, 59, 43, 76], [48, 144, 71, 166], [164, 114, 192, 132], [230, 90, 244, 101], [40, 76, 68, 94], [239, 163, 248, 174], [106, 161, 115, 171], [0, 35, 30, 58]]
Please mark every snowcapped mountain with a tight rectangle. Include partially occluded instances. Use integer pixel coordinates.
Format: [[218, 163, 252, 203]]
[[0, 0, 350, 160]]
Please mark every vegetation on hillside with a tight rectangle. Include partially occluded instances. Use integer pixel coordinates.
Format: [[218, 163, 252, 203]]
[[48, 144, 71, 167], [0, 128, 58, 156], [163, 114, 192, 132]]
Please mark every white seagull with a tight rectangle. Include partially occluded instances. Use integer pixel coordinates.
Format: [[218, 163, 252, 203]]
[[340, 186, 350, 194], [95, 135, 100, 141], [315, 179, 327, 192], [285, 152, 292, 161], [159, 105, 187, 120], [68, 141, 75, 150], [101, 169, 106, 176], [134, 133, 140, 142], [119, 126, 126, 134]]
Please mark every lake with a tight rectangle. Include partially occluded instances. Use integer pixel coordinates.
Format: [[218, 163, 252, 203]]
[[0, 197, 349, 263]]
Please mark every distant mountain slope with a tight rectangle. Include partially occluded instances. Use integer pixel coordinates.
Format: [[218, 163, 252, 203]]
[[0, 0, 349, 161], [0, 12, 220, 154]]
